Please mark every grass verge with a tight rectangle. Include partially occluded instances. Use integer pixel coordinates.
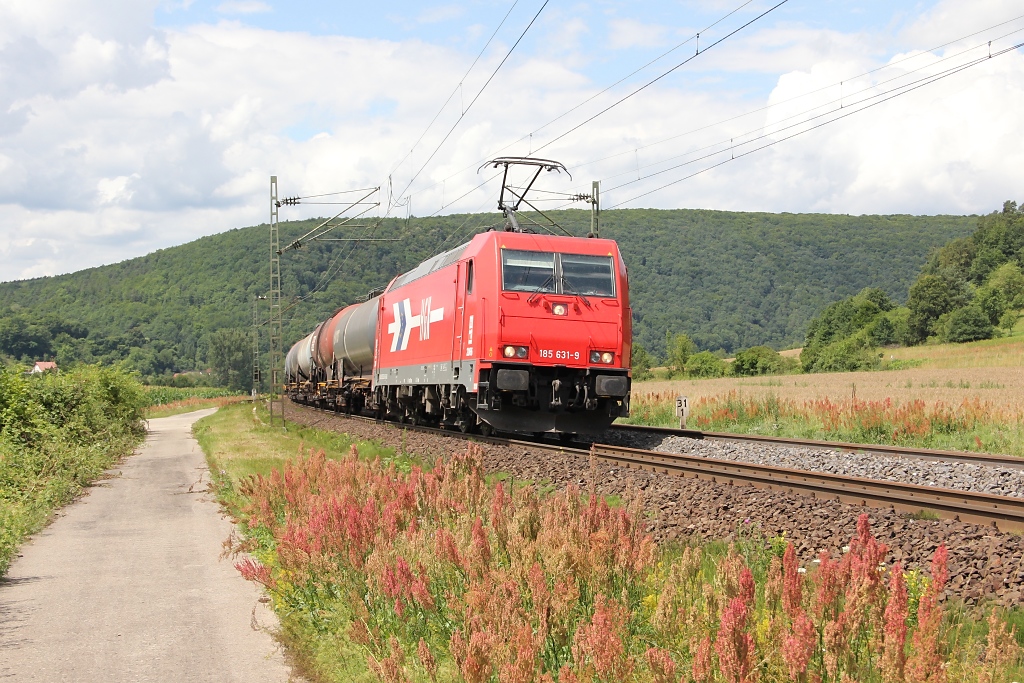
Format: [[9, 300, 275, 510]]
[[624, 390, 1024, 456], [146, 395, 249, 419], [197, 403, 1023, 682]]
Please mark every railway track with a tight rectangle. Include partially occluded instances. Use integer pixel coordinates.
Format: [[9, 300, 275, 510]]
[[610, 423, 1024, 470], [291, 404, 1024, 532]]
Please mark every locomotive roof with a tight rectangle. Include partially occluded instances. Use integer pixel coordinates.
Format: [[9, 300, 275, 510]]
[[385, 230, 620, 293]]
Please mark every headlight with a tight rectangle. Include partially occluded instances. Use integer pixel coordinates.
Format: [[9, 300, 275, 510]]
[[552, 303, 568, 316], [590, 351, 601, 363], [504, 345, 529, 359], [601, 352, 614, 364]]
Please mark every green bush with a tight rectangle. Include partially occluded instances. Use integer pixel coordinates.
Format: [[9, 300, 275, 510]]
[[941, 305, 995, 343], [686, 350, 727, 378], [630, 343, 654, 381], [803, 336, 879, 373], [665, 333, 696, 377], [732, 346, 786, 376], [0, 365, 145, 575], [999, 309, 1020, 333]]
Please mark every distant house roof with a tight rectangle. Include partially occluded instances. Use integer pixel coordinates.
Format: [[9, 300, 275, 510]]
[[31, 361, 58, 373]]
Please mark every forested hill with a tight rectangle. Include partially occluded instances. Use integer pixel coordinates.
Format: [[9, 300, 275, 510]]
[[0, 208, 973, 377]]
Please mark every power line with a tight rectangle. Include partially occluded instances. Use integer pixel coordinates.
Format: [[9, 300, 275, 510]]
[[569, 14, 1024, 176], [392, 0, 773, 212], [597, 25, 1024, 190], [607, 38, 1024, 208], [389, 0, 550, 214], [530, 0, 790, 156], [385, 0, 521, 192]]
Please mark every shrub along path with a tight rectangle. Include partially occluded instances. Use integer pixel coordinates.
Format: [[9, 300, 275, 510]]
[[0, 409, 296, 682]]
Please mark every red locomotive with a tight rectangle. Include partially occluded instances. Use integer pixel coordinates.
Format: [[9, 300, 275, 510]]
[[284, 159, 632, 435]]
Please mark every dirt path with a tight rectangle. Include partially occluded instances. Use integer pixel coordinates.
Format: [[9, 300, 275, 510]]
[[0, 409, 296, 682]]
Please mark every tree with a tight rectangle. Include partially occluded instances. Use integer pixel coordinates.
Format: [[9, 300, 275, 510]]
[[686, 351, 727, 378], [998, 309, 1020, 335], [906, 274, 966, 343], [732, 346, 785, 376], [207, 328, 252, 391], [630, 343, 654, 381], [867, 316, 897, 346], [942, 305, 994, 343], [986, 262, 1024, 303], [666, 333, 696, 377], [976, 287, 1008, 325], [807, 336, 879, 373]]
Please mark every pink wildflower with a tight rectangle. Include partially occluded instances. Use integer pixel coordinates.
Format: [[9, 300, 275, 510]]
[[716, 596, 757, 683], [881, 563, 908, 683], [470, 516, 491, 574], [739, 567, 756, 608], [783, 610, 816, 680], [692, 637, 712, 683], [234, 557, 275, 588], [645, 647, 678, 683], [417, 639, 437, 681], [573, 594, 633, 681], [783, 543, 802, 617], [906, 545, 948, 683], [410, 577, 434, 610]]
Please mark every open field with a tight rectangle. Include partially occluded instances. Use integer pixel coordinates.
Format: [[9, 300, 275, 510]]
[[630, 335, 1024, 455], [200, 403, 1024, 683], [638, 335, 1024, 412], [145, 395, 249, 419]]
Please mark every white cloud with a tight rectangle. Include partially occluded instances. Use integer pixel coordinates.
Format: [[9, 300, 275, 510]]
[[215, 1, 271, 15], [2, 0, 1024, 281]]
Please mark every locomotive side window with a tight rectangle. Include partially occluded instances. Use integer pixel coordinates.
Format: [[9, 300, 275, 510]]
[[561, 254, 615, 297], [502, 250, 555, 293], [466, 260, 474, 293]]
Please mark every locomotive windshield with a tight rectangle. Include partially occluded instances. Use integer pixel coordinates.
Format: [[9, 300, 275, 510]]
[[561, 254, 615, 297], [502, 250, 615, 297]]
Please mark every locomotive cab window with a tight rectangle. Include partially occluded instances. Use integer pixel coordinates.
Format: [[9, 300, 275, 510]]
[[502, 250, 615, 297], [502, 250, 555, 293], [466, 259, 474, 294], [561, 254, 615, 297]]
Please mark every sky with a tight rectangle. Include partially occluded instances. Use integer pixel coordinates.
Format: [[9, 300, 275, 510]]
[[2, 0, 1024, 281]]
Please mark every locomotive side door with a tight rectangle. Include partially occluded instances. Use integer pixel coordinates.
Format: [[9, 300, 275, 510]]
[[451, 259, 474, 381]]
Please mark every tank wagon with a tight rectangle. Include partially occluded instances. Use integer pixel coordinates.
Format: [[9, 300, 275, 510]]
[[284, 228, 632, 435]]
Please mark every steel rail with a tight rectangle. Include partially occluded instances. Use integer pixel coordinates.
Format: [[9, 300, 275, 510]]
[[286, 403, 1024, 532], [588, 443, 1024, 532], [610, 423, 1024, 470]]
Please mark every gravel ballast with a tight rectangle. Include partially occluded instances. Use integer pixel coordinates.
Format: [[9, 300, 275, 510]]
[[283, 402, 1024, 607], [648, 435, 1024, 498]]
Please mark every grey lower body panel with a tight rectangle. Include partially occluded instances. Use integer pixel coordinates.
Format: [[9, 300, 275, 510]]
[[375, 360, 475, 391]]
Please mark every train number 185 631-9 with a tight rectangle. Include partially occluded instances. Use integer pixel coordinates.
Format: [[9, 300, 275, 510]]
[[539, 349, 580, 360]]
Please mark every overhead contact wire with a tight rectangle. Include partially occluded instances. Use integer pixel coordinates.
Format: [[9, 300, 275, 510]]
[[608, 39, 1024, 208], [385, 0, 521, 208], [391, 0, 550, 210], [530, 0, 790, 156]]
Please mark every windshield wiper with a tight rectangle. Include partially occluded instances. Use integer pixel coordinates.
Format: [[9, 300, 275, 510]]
[[559, 276, 591, 306], [526, 273, 556, 303]]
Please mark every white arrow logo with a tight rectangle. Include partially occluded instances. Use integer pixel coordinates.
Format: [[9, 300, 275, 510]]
[[388, 297, 444, 352]]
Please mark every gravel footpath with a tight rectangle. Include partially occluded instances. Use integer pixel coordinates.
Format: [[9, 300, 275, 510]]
[[283, 402, 1024, 607]]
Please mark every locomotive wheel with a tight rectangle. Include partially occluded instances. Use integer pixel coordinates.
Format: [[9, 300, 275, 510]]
[[479, 423, 494, 438]]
